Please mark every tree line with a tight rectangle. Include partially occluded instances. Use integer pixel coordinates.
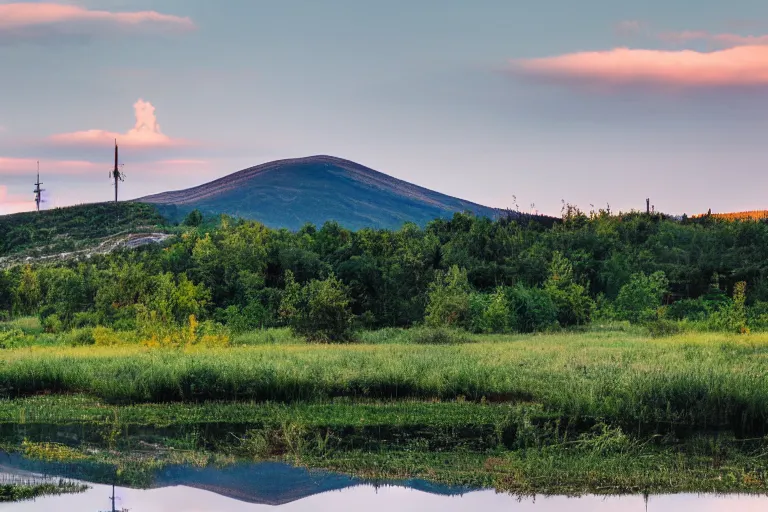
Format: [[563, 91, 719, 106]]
[[2, 206, 768, 341]]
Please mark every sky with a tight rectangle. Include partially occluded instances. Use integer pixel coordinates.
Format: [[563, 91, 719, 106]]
[[2, 0, 768, 216]]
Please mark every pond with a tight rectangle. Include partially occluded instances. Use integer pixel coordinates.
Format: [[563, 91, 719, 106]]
[[0, 458, 765, 511]]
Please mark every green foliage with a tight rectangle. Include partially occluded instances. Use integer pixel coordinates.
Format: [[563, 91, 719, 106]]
[[614, 271, 669, 323], [425, 265, 471, 328], [0, 202, 166, 258], [183, 209, 204, 227], [4, 209, 768, 336], [708, 281, 749, 334], [469, 287, 514, 333], [280, 271, 354, 342], [543, 252, 595, 326], [506, 285, 558, 333]]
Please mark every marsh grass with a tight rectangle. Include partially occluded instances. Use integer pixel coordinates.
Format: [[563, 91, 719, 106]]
[[0, 331, 767, 436], [0, 481, 88, 502]]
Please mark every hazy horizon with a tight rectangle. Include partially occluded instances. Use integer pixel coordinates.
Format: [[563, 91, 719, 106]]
[[2, 0, 768, 216]]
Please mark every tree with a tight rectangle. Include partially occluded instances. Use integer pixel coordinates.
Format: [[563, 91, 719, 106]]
[[544, 252, 595, 326], [183, 209, 204, 227], [425, 265, 471, 328], [15, 265, 40, 315], [614, 271, 669, 323], [280, 271, 354, 342]]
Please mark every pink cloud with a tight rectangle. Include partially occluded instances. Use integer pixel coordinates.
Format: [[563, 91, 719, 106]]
[[0, 2, 194, 40], [49, 99, 190, 149], [513, 45, 768, 88], [0, 157, 101, 176], [0, 185, 37, 214]]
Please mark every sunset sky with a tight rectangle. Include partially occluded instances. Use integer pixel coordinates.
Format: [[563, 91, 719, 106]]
[[2, 0, 768, 216]]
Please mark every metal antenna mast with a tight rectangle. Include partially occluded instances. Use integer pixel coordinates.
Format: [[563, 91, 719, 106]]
[[33, 161, 44, 212], [111, 140, 125, 203]]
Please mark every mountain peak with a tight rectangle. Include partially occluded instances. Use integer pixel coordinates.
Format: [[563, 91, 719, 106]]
[[137, 155, 506, 230]]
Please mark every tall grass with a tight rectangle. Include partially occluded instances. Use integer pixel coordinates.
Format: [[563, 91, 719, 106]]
[[0, 332, 767, 434]]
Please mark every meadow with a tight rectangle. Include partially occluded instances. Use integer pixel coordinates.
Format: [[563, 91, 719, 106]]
[[1, 329, 767, 432], [1, 328, 768, 495]]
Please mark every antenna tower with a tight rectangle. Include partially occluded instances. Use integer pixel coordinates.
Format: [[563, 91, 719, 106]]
[[111, 140, 125, 203], [33, 161, 44, 212], [99, 483, 129, 512]]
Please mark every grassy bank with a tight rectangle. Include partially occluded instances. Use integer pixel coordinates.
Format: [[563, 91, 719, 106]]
[[1, 331, 768, 435], [2, 330, 768, 495]]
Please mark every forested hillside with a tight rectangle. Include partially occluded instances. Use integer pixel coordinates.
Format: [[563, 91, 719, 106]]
[[0, 202, 168, 259], [2, 206, 768, 338]]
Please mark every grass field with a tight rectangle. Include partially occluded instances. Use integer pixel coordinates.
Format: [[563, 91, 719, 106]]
[[2, 329, 768, 495]]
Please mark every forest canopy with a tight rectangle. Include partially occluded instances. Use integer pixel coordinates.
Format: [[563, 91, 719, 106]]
[[1, 207, 767, 341]]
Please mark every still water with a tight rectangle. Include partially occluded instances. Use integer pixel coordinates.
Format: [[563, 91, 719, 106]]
[[1, 484, 767, 511], [0, 460, 765, 511]]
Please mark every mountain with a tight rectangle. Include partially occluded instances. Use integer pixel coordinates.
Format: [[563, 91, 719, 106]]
[[137, 155, 508, 230]]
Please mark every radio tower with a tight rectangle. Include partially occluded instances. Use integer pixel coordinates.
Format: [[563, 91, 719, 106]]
[[33, 161, 44, 212], [111, 140, 125, 203]]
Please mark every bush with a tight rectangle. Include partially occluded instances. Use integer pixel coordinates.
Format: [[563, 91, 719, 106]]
[[506, 285, 558, 333], [614, 271, 669, 324], [71, 312, 100, 329], [469, 287, 514, 334], [0, 329, 34, 349], [409, 326, 471, 344], [425, 265, 471, 328], [747, 301, 768, 330], [280, 271, 354, 343], [543, 252, 595, 327], [645, 319, 684, 338], [667, 298, 710, 322], [62, 328, 96, 346], [219, 302, 271, 333], [42, 314, 63, 334]]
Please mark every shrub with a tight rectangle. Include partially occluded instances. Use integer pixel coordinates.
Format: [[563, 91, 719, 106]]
[[614, 271, 669, 324], [42, 314, 63, 334], [667, 298, 710, 322], [409, 326, 471, 344], [93, 326, 127, 346], [645, 319, 684, 338], [219, 302, 270, 333], [71, 312, 100, 329], [708, 281, 749, 334], [0, 329, 33, 349], [280, 271, 355, 343], [424, 265, 471, 328], [469, 287, 514, 333], [506, 285, 558, 333], [543, 252, 595, 327], [62, 328, 96, 346]]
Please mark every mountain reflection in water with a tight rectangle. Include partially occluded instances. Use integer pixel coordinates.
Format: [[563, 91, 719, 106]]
[[2, 483, 768, 511], [0, 455, 766, 511]]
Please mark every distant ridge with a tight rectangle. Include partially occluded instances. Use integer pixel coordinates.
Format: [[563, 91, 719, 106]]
[[137, 155, 540, 230]]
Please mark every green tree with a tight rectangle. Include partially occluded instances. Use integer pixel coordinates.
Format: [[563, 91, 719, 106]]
[[614, 271, 669, 323], [280, 271, 354, 342], [425, 265, 471, 328], [15, 265, 40, 315], [183, 209, 204, 227], [469, 287, 514, 333], [544, 252, 595, 326]]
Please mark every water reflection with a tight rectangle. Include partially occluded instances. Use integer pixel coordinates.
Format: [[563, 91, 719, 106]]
[[2, 483, 768, 512], [0, 453, 765, 511]]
